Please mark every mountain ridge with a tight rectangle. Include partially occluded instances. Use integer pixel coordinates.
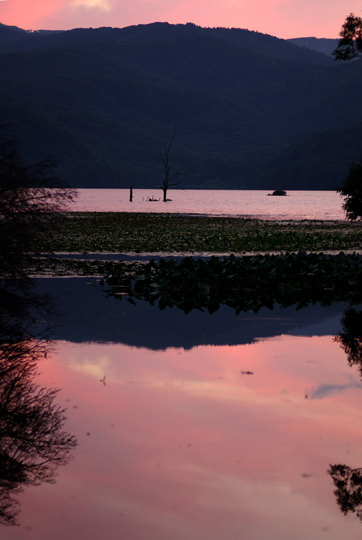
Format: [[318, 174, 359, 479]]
[[0, 22, 358, 190]]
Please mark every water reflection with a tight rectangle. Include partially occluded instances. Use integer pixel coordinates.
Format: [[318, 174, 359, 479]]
[[335, 308, 362, 376], [328, 308, 362, 523], [328, 465, 362, 522], [38, 278, 344, 349], [0, 279, 77, 526], [13, 278, 362, 539], [102, 279, 362, 531], [29, 332, 362, 539]]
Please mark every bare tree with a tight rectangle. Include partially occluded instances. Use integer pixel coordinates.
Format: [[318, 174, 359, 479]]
[[0, 334, 77, 526], [0, 130, 78, 526], [159, 129, 189, 202], [0, 133, 76, 280]]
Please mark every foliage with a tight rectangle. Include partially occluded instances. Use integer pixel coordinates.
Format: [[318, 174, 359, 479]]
[[32, 212, 362, 255], [0, 337, 77, 526], [0, 132, 77, 357], [333, 13, 362, 221], [333, 13, 362, 61], [337, 161, 362, 220], [0, 132, 76, 344], [0, 133, 76, 279], [0, 137, 71, 268], [103, 252, 362, 314], [0, 261, 77, 527], [0, 135, 78, 525], [328, 464, 362, 521], [330, 309, 362, 522], [335, 308, 362, 376]]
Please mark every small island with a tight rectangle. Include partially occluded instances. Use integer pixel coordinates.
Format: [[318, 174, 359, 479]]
[[268, 190, 287, 196]]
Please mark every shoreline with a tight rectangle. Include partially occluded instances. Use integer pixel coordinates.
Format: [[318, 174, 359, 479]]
[[31, 249, 362, 278], [28, 212, 362, 276]]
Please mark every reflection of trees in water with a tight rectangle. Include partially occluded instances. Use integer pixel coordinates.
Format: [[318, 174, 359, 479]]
[[105, 253, 362, 314], [0, 277, 77, 526], [328, 464, 362, 522], [0, 131, 77, 526], [329, 307, 362, 522], [0, 337, 77, 526], [335, 308, 362, 376]]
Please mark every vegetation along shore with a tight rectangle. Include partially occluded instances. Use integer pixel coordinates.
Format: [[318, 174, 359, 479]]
[[31, 213, 362, 289], [35, 212, 362, 255]]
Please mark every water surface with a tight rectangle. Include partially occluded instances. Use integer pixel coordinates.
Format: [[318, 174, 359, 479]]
[[4, 279, 362, 539], [67, 189, 346, 220]]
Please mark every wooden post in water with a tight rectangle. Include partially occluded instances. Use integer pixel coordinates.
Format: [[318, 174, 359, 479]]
[[129, 185, 133, 202]]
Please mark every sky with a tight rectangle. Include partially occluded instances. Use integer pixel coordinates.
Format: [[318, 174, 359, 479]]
[[0, 0, 361, 39]]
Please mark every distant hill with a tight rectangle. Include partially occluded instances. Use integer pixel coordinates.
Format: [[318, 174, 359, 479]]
[[287, 37, 339, 57], [0, 22, 360, 190]]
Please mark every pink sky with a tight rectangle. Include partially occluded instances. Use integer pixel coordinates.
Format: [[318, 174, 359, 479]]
[[10, 336, 362, 540], [0, 0, 361, 39]]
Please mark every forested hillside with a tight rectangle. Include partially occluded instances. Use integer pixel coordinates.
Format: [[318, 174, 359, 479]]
[[0, 22, 360, 190]]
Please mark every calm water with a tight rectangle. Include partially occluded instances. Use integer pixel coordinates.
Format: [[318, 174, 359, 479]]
[[68, 189, 346, 220], [5, 278, 362, 539]]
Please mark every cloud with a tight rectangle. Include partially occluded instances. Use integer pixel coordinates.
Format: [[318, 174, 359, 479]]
[[70, 0, 112, 11], [310, 381, 362, 400]]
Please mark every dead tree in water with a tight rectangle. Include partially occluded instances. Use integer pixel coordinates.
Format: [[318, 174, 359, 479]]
[[159, 130, 188, 202]]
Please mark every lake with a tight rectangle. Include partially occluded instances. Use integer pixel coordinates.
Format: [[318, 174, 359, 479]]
[[68, 189, 346, 220], [4, 278, 362, 539]]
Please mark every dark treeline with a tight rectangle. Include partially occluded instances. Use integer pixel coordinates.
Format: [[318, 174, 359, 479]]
[[0, 22, 360, 190], [0, 133, 77, 526]]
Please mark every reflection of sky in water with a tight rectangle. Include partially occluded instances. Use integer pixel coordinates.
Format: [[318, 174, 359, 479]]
[[6, 333, 362, 539], [68, 189, 346, 220]]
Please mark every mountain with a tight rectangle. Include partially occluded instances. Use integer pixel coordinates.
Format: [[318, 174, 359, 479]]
[[0, 22, 360, 190], [36, 278, 345, 350], [287, 37, 339, 57]]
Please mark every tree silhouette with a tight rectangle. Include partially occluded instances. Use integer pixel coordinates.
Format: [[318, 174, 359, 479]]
[[334, 307, 362, 376], [0, 265, 78, 527], [0, 131, 76, 349], [333, 13, 362, 61], [0, 335, 77, 526], [328, 464, 362, 521], [0, 259, 77, 527], [0, 131, 76, 280], [0, 131, 77, 526], [328, 309, 362, 523], [337, 161, 362, 221], [333, 15, 362, 220], [159, 129, 189, 202]]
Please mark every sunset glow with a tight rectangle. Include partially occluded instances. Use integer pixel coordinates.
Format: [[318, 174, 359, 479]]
[[1, 0, 361, 38], [12, 334, 362, 540]]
